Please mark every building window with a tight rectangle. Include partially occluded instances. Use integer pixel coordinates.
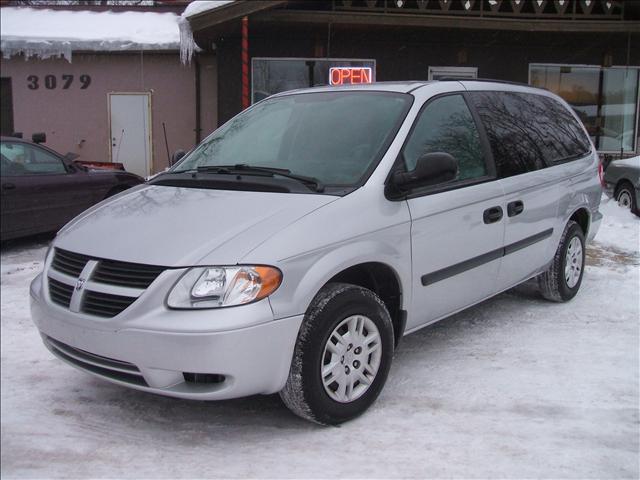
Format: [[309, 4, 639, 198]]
[[529, 64, 640, 154], [251, 58, 376, 103]]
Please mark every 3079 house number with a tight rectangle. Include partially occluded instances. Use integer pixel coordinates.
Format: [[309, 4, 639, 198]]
[[26, 74, 92, 90]]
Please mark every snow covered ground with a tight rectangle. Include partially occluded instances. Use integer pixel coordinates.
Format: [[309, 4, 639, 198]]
[[1, 197, 638, 478]]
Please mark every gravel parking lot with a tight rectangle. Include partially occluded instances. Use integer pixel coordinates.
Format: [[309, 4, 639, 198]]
[[1, 197, 638, 479]]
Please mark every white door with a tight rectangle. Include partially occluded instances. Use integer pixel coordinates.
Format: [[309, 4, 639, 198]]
[[109, 93, 151, 177]]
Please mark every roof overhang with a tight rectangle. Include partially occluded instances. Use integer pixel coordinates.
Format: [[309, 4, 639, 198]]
[[186, 1, 640, 45], [189, 0, 285, 44], [254, 9, 640, 33]]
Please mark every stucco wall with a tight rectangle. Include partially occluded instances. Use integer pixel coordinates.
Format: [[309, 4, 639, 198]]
[[0, 52, 217, 174]]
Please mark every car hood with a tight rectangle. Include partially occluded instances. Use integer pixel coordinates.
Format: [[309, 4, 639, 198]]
[[55, 185, 337, 266], [612, 155, 640, 169]]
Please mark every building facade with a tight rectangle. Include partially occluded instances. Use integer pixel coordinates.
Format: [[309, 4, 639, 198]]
[[1, 52, 217, 176], [0, 5, 216, 176], [185, 0, 640, 157]]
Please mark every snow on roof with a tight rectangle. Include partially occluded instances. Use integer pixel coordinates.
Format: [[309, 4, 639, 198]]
[[0, 7, 181, 63], [183, 0, 235, 19], [179, 1, 235, 64]]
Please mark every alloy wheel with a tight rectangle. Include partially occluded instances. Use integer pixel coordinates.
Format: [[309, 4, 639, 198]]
[[564, 236, 583, 288], [321, 315, 382, 403]]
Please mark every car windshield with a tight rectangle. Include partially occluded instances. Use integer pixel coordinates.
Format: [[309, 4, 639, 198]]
[[172, 91, 412, 189]]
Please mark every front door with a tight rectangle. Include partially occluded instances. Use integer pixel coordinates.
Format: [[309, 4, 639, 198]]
[[109, 93, 151, 177], [403, 93, 504, 331]]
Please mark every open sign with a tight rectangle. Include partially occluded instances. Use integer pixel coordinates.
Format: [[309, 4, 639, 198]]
[[329, 67, 373, 86]]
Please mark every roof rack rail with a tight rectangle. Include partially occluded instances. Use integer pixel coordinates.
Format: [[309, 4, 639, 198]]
[[437, 77, 533, 88]]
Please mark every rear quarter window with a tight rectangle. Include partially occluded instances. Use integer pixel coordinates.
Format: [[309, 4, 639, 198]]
[[470, 91, 591, 178]]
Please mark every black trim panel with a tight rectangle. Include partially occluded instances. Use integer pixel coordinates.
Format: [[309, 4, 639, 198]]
[[503, 228, 553, 256], [421, 247, 503, 286], [421, 228, 554, 286]]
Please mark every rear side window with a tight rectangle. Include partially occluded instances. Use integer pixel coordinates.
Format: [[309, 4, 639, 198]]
[[470, 91, 591, 178]]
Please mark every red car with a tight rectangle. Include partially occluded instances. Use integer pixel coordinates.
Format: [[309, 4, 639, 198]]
[[1, 136, 144, 241]]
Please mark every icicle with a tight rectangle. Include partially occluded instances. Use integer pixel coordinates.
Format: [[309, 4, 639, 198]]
[[1, 39, 73, 62], [179, 16, 195, 65]]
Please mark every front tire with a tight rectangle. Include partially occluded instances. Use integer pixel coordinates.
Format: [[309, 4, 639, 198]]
[[280, 283, 394, 425], [537, 220, 585, 302]]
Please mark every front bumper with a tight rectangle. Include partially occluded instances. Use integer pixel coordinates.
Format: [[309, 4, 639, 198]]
[[30, 273, 303, 400]]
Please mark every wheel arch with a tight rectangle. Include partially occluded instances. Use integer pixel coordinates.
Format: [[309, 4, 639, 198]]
[[326, 262, 406, 346], [614, 178, 635, 196], [273, 241, 411, 348], [569, 207, 590, 237]]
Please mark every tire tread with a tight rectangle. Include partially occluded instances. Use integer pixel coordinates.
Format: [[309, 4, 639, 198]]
[[280, 282, 393, 425]]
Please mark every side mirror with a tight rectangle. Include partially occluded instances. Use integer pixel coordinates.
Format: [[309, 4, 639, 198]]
[[391, 152, 458, 192], [170, 149, 186, 166], [32, 132, 46, 144]]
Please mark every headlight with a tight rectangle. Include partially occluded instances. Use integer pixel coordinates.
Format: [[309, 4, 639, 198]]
[[167, 265, 282, 309]]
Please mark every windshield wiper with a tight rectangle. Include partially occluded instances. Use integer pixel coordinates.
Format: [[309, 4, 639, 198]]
[[194, 164, 325, 192]]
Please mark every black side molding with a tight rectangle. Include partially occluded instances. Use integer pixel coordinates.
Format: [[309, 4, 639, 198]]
[[504, 228, 553, 256], [421, 228, 554, 286], [421, 247, 503, 286]]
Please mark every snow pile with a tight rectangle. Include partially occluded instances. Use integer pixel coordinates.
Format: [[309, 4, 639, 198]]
[[179, 0, 234, 64], [596, 194, 640, 253], [0, 7, 181, 62]]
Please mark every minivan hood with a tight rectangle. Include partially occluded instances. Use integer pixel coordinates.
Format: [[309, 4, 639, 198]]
[[55, 185, 337, 266]]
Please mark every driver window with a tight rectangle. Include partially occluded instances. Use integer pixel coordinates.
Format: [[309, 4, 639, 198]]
[[0, 142, 67, 176], [403, 94, 487, 182]]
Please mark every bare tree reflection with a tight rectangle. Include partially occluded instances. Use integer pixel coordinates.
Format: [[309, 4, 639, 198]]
[[414, 110, 487, 180], [470, 92, 591, 177], [405, 96, 487, 180]]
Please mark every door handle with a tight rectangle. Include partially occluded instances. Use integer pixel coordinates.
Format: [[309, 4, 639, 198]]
[[507, 200, 524, 217], [483, 206, 503, 224], [2, 183, 16, 190]]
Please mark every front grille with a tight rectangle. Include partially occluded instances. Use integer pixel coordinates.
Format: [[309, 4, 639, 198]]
[[51, 248, 91, 277], [48, 248, 168, 318], [44, 336, 147, 386], [48, 277, 74, 308], [92, 259, 165, 289], [82, 290, 137, 318]]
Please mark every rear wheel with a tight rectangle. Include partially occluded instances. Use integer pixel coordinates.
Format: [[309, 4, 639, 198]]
[[280, 283, 394, 425], [537, 220, 585, 302], [615, 182, 637, 213]]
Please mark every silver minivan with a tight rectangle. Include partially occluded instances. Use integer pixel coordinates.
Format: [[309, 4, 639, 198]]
[[30, 80, 603, 424]]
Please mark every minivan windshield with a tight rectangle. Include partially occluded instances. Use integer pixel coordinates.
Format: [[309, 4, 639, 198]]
[[171, 91, 412, 191]]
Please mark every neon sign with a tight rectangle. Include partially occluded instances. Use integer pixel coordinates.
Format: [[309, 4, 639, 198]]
[[329, 67, 373, 86]]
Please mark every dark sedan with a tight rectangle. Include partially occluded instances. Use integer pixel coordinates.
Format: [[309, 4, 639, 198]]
[[603, 154, 639, 215], [1, 136, 144, 241]]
